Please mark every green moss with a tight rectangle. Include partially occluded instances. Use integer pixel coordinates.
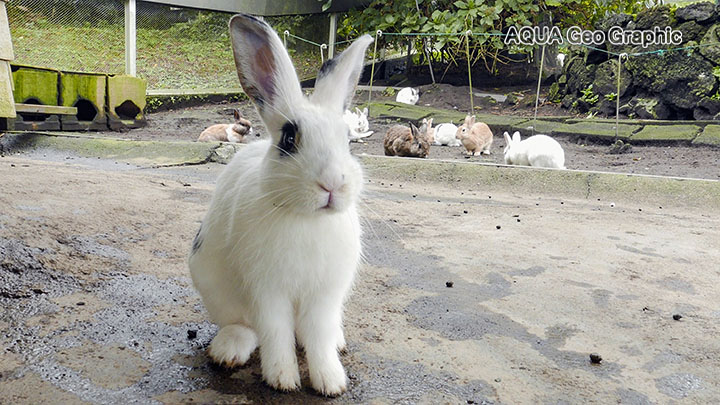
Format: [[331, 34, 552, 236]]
[[60, 72, 106, 118], [12, 66, 59, 105], [692, 125, 720, 146], [512, 120, 567, 135], [0, 62, 15, 118], [107, 75, 147, 119], [631, 125, 700, 142], [5, 133, 213, 166], [553, 122, 641, 140]]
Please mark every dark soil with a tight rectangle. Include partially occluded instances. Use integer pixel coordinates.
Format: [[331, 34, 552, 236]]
[[101, 84, 719, 180]]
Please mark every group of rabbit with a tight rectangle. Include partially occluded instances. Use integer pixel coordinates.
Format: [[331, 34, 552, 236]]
[[198, 106, 374, 144], [383, 115, 566, 169]]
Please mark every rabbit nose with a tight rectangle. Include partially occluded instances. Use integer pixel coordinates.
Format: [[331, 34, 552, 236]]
[[318, 183, 334, 208]]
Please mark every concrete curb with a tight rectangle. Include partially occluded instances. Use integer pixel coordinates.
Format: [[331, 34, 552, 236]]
[[1, 132, 717, 209], [0, 131, 240, 166], [359, 155, 720, 210]]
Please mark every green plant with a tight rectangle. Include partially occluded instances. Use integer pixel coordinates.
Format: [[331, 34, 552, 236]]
[[604, 92, 617, 101], [339, 0, 540, 74], [712, 66, 720, 79], [580, 84, 599, 105]]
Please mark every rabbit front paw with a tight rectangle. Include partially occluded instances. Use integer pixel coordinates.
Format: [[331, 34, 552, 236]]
[[309, 356, 347, 397]]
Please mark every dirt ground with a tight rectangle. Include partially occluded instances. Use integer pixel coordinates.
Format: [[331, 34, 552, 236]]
[[106, 83, 720, 180], [1, 155, 719, 403]]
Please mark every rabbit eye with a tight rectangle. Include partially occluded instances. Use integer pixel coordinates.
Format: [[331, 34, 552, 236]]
[[279, 121, 299, 156]]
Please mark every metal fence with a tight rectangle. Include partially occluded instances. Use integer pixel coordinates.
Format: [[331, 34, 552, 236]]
[[7, 0, 329, 92]]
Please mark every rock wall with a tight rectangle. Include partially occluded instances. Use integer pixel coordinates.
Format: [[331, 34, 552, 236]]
[[550, 2, 720, 120]]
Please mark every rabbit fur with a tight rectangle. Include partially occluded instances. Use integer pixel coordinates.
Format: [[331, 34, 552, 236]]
[[455, 115, 493, 156], [395, 87, 419, 105], [343, 107, 373, 142], [198, 108, 255, 143], [503, 131, 566, 169], [383, 121, 431, 158], [433, 122, 461, 146], [188, 14, 373, 396]]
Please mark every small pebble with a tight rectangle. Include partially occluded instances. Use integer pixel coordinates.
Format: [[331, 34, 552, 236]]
[[516, 218, 521, 222], [610, 203, 615, 208], [494, 378, 501, 383], [187, 330, 198, 340], [463, 210, 468, 214], [446, 281, 454, 288], [589, 353, 602, 364], [496, 225, 501, 229], [412, 194, 417, 198], [76, 302, 85, 306], [672, 314, 683, 321]]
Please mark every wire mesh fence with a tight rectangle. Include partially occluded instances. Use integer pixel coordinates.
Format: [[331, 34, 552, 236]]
[[7, 0, 331, 92], [8, 0, 125, 74]]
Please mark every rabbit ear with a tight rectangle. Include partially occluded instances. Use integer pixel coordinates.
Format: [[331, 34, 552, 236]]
[[229, 14, 303, 129], [233, 109, 241, 120], [512, 131, 521, 142], [503, 132, 512, 145], [311, 34, 373, 113], [409, 122, 420, 138], [362, 107, 368, 116]]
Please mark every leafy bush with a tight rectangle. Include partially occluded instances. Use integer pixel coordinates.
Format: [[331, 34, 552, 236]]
[[338, 0, 657, 74], [339, 0, 541, 74]]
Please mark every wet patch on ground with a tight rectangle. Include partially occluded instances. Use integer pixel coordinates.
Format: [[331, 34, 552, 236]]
[[363, 221, 623, 381]]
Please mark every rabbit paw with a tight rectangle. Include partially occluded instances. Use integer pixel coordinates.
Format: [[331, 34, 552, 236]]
[[263, 363, 301, 392], [310, 357, 347, 397], [336, 332, 347, 353], [208, 325, 258, 368]]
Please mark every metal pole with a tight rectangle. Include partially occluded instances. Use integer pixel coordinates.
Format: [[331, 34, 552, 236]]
[[328, 13, 337, 59], [124, 0, 136, 76], [532, 45, 546, 136]]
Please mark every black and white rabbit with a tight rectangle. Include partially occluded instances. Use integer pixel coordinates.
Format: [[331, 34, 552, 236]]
[[188, 14, 373, 396]]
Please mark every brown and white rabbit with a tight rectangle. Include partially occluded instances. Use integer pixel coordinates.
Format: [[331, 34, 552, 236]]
[[197, 108, 254, 143], [188, 14, 373, 396], [383, 121, 431, 158], [455, 115, 493, 156]]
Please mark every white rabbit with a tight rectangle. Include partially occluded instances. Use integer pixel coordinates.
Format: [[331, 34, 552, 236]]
[[433, 122, 461, 146], [343, 107, 373, 142], [395, 87, 419, 105], [503, 131, 566, 169], [355, 107, 370, 133], [556, 53, 566, 68], [188, 14, 373, 396]]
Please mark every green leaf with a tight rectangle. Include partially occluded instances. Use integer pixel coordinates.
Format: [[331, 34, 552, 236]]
[[321, 0, 332, 12]]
